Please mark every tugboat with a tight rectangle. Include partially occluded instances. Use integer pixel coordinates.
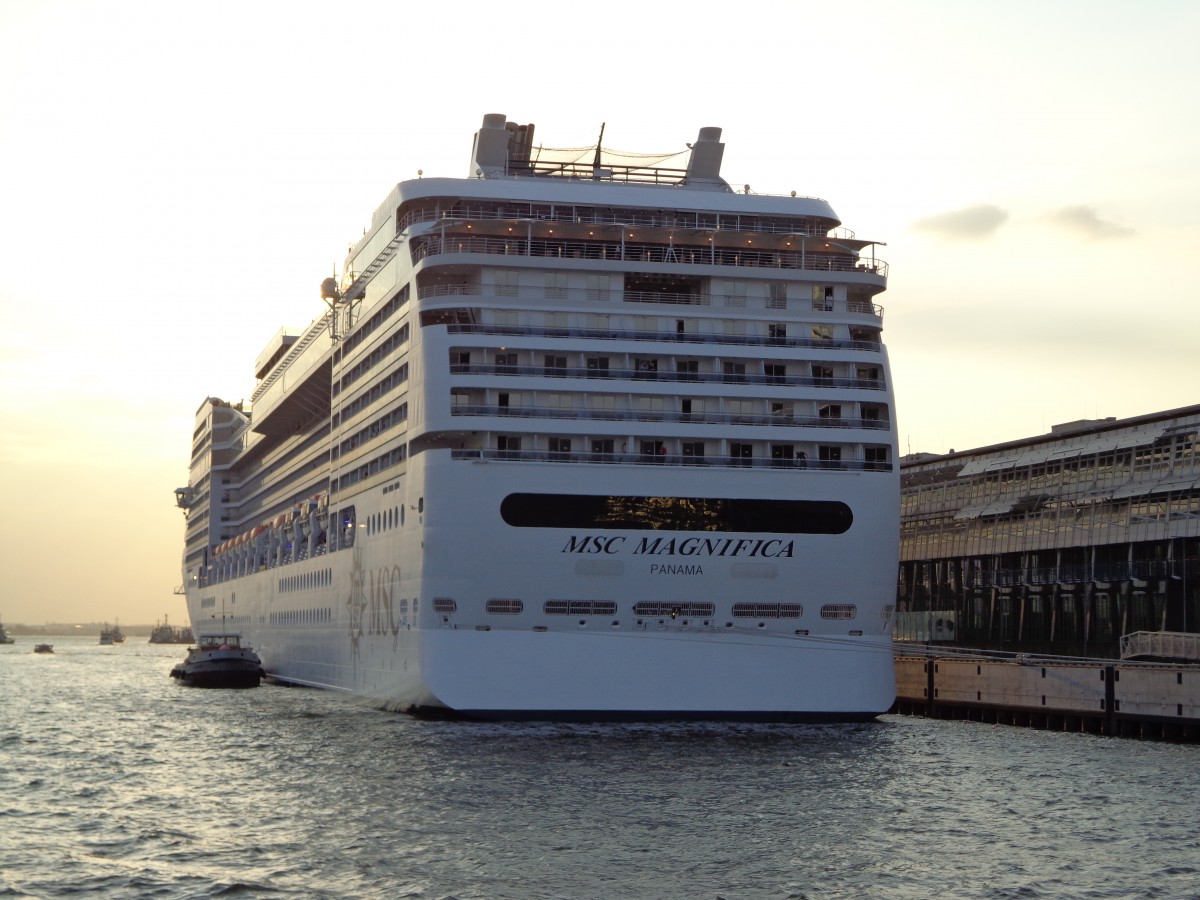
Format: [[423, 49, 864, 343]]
[[33, 643, 53, 654], [170, 632, 264, 688]]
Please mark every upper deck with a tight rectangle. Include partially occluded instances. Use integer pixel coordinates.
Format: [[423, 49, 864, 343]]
[[340, 115, 886, 297]]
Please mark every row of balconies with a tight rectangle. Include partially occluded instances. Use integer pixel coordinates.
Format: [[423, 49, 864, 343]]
[[448, 403, 888, 431], [419, 283, 885, 319], [449, 446, 892, 472], [411, 234, 888, 279], [450, 361, 884, 391], [398, 202, 854, 241], [444, 320, 882, 351]]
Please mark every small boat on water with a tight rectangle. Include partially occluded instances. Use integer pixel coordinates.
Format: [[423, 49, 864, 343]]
[[99, 621, 126, 645], [170, 633, 264, 688], [149, 615, 193, 644], [0, 617, 14, 645], [33, 643, 53, 654]]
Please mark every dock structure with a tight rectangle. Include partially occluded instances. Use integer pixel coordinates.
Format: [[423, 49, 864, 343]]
[[896, 405, 1200, 660], [893, 653, 1200, 742]]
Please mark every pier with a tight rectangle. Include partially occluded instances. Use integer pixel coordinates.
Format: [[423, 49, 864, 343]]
[[892, 652, 1200, 741]]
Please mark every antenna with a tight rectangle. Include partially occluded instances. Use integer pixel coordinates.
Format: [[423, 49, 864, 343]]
[[592, 122, 606, 173], [320, 265, 347, 341]]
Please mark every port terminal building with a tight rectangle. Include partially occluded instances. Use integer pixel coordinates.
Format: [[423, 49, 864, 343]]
[[896, 405, 1200, 658]]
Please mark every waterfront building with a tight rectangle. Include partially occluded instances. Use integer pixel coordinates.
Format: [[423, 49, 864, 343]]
[[897, 405, 1200, 656]]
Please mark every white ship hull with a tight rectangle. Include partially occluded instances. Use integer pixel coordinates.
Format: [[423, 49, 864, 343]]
[[186, 451, 897, 718]]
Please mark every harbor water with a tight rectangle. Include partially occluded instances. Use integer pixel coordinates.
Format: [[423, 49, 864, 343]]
[[3, 636, 1199, 899]]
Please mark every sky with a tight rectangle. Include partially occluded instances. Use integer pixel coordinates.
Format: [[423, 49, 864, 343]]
[[2, 0, 1198, 625]]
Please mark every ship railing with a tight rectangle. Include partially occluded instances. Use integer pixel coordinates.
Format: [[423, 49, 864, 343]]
[[509, 159, 691, 185], [419, 284, 885, 318], [443, 323, 884, 352], [449, 403, 890, 430], [399, 205, 856, 240], [1120, 630, 1200, 661], [450, 363, 886, 392], [251, 315, 332, 404], [410, 234, 888, 279], [451, 447, 891, 472]]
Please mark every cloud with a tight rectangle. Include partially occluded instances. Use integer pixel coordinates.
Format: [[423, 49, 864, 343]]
[[911, 204, 1008, 240], [1042, 205, 1134, 240]]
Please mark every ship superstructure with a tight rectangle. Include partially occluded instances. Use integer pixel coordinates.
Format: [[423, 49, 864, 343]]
[[176, 114, 898, 719]]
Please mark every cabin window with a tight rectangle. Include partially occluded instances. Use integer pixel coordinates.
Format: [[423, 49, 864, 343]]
[[586, 274, 610, 301], [494, 272, 519, 297], [544, 273, 568, 300], [634, 358, 658, 377], [818, 445, 842, 463], [640, 440, 667, 460]]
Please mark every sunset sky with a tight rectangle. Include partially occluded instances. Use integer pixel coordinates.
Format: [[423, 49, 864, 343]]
[[2, 0, 1197, 625]]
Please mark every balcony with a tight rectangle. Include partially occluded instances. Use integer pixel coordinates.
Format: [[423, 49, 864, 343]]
[[450, 362, 886, 392], [440, 322, 883, 354], [411, 234, 888, 279], [450, 446, 891, 472], [450, 403, 889, 431]]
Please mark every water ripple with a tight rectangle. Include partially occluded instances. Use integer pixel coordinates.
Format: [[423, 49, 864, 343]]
[[3, 638, 1200, 898]]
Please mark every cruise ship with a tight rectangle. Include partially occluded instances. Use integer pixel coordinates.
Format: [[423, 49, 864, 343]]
[[176, 114, 899, 720]]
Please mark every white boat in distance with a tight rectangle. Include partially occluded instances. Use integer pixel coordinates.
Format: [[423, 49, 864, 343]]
[[176, 114, 899, 720]]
